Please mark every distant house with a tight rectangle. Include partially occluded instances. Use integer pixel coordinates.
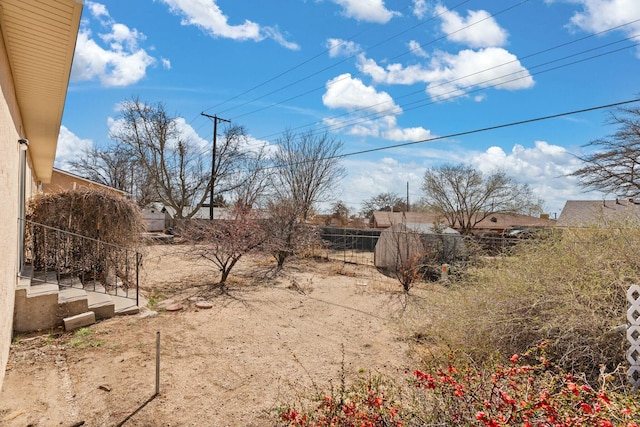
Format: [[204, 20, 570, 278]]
[[369, 210, 555, 234], [557, 199, 640, 228], [162, 205, 239, 221], [42, 168, 128, 197], [471, 212, 556, 234], [369, 211, 443, 228]]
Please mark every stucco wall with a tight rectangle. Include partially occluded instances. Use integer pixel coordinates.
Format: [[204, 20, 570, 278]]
[[43, 170, 125, 196], [0, 28, 25, 393]]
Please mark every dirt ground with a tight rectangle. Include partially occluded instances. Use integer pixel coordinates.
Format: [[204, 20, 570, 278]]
[[0, 243, 426, 427]]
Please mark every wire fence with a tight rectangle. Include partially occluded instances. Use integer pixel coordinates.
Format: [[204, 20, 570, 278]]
[[316, 227, 381, 266], [316, 226, 531, 267]]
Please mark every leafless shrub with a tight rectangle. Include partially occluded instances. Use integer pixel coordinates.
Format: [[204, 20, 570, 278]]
[[261, 198, 322, 270], [181, 206, 266, 286], [403, 225, 639, 382], [26, 189, 144, 285]]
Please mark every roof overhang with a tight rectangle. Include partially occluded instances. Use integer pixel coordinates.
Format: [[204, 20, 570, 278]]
[[0, 0, 83, 183]]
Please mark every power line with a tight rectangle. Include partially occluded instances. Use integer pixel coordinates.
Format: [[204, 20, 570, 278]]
[[187, 33, 639, 164], [251, 35, 640, 142], [188, 98, 640, 194], [203, 0, 474, 117], [189, 16, 640, 160], [337, 98, 640, 159], [227, 1, 529, 121], [254, 98, 640, 172]]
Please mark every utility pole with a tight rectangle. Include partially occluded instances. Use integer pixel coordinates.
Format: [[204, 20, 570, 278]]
[[201, 112, 230, 220], [406, 182, 409, 212]]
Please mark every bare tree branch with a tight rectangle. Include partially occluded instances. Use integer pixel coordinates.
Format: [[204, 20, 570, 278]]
[[271, 130, 345, 221], [359, 192, 406, 218], [422, 164, 541, 234], [571, 106, 640, 197]]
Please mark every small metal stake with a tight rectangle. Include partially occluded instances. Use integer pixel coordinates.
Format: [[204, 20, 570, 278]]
[[155, 331, 160, 396]]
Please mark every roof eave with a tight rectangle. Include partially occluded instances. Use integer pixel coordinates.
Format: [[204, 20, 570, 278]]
[[0, 0, 83, 183]]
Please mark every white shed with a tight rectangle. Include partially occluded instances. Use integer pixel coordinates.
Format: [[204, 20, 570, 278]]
[[374, 222, 465, 270]]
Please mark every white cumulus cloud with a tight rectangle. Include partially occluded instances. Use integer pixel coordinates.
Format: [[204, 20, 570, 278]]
[[563, 0, 640, 55], [322, 74, 432, 141], [435, 5, 509, 48], [55, 126, 93, 170], [566, 0, 640, 34], [71, 2, 157, 87], [412, 0, 430, 19], [408, 40, 429, 58], [326, 38, 362, 58], [356, 48, 534, 101], [426, 48, 534, 100], [331, 0, 400, 23], [322, 73, 401, 114], [469, 141, 585, 214], [159, 0, 299, 50]]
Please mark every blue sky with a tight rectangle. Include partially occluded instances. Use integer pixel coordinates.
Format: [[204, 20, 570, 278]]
[[56, 0, 640, 218]]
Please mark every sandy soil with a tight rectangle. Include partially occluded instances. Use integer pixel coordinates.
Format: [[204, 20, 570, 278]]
[[0, 243, 423, 427]]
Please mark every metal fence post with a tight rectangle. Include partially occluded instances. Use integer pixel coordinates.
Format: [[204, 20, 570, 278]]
[[627, 284, 640, 391]]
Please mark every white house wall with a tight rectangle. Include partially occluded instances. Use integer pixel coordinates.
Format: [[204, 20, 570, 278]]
[[0, 26, 25, 392]]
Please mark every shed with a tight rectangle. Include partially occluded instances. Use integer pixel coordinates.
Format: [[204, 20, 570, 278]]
[[374, 223, 465, 270], [142, 207, 171, 232]]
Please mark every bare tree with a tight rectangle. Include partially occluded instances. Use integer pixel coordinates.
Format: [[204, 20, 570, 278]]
[[69, 145, 155, 207], [262, 197, 320, 269], [387, 226, 424, 293], [329, 200, 350, 226], [227, 142, 270, 209], [109, 98, 210, 218], [422, 163, 541, 235], [359, 192, 407, 218], [109, 98, 252, 218], [68, 145, 130, 190], [210, 124, 257, 208], [183, 206, 266, 286], [571, 106, 640, 197], [271, 130, 345, 221]]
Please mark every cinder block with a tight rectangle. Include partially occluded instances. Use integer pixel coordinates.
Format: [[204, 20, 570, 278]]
[[63, 311, 96, 331]]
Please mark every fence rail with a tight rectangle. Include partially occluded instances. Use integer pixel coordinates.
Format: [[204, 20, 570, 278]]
[[318, 227, 529, 266], [20, 219, 142, 305]]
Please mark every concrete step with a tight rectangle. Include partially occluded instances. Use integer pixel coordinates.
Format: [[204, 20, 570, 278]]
[[59, 275, 83, 289], [31, 270, 58, 284], [13, 282, 60, 333], [112, 294, 139, 315], [26, 282, 59, 297], [15, 268, 142, 334], [57, 287, 89, 321], [87, 292, 115, 320], [63, 311, 96, 331]]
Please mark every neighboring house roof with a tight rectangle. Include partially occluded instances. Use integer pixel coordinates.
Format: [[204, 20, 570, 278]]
[[472, 212, 556, 231], [370, 211, 443, 228], [42, 168, 128, 196], [1, 0, 83, 183], [557, 199, 640, 228], [369, 210, 555, 231]]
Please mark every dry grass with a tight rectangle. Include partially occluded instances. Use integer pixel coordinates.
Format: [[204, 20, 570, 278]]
[[400, 227, 639, 382]]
